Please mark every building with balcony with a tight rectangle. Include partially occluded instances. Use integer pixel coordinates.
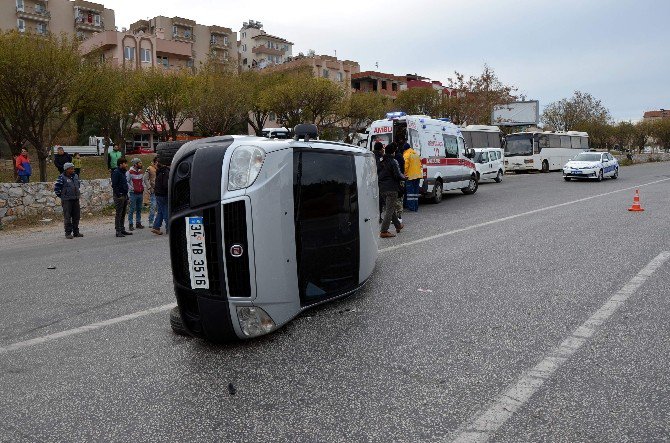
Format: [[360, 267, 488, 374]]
[[238, 19, 293, 70], [265, 54, 360, 88], [129, 16, 237, 70], [0, 0, 115, 39]]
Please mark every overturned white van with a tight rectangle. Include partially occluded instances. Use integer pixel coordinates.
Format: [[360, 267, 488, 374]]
[[166, 125, 379, 342]]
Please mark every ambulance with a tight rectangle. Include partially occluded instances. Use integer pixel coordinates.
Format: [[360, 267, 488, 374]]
[[366, 113, 478, 203]]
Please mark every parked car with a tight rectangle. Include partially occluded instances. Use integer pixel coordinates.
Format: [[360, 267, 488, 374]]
[[563, 152, 619, 181], [167, 124, 379, 342], [473, 147, 505, 183]]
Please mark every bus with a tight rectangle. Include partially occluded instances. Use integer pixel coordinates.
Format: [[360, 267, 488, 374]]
[[504, 131, 589, 172], [461, 125, 504, 151]]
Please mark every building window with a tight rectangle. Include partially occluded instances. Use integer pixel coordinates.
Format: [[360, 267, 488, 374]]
[[322, 69, 329, 79], [99, 53, 106, 63], [224, 36, 229, 45], [223, 50, 228, 60], [283, 44, 288, 51], [242, 32, 245, 38], [392, 83, 398, 92], [37, 22, 47, 35], [35, 2, 45, 13], [242, 44, 246, 52], [16, 0, 24, 12], [157, 56, 169, 67], [172, 26, 178, 37], [337, 72, 344, 82], [141, 48, 151, 63], [17, 18, 25, 32], [187, 59, 194, 67], [124, 46, 135, 61], [381, 80, 387, 90], [94, 14, 101, 26]]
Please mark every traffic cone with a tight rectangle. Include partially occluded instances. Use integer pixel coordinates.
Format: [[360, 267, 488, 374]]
[[628, 189, 645, 212]]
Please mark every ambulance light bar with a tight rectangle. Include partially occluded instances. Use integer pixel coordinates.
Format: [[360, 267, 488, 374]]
[[386, 111, 407, 119]]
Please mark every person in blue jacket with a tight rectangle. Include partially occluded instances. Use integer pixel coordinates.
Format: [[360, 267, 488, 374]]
[[111, 157, 133, 238]]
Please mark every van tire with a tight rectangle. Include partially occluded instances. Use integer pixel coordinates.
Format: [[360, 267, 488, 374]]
[[432, 180, 443, 204], [494, 170, 503, 183], [541, 160, 549, 173], [170, 306, 189, 336], [157, 141, 188, 166], [461, 176, 478, 195]]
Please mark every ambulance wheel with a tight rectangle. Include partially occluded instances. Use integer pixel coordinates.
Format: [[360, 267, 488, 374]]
[[494, 170, 503, 183], [461, 176, 478, 195], [170, 306, 189, 336], [564, 177, 571, 181], [157, 141, 188, 166], [432, 181, 443, 204], [597, 169, 603, 181], [612, 168, 618, 179], [541, 160, 549, 172]]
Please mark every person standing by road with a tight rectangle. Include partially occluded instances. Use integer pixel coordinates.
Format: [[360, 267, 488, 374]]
[[72, 152, 82, 177], [378, 143, 405, 238], [54, 162, 82, 239], [403, 142, 422, 212], [107, 145, 122, 178], [126, 158, 145, 231], [151, 160, 170, 235], [53, 146, 72, 174], [143, 157, 158, 227], [112, 158, 132, 237], [15, 148, 32, 183], [394, 143, 406, 223]]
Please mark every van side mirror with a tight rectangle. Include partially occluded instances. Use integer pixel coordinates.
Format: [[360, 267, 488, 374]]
[[465, 148, 475, 159]]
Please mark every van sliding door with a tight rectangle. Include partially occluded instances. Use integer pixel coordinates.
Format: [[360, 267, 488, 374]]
[[293, 150, 360, 306]]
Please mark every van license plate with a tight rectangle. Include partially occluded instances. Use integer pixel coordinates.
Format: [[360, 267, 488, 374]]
[[186, 216, 209, 290]]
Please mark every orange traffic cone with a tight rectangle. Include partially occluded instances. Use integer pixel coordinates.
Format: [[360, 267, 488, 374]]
[[628, 189, 645, 212]]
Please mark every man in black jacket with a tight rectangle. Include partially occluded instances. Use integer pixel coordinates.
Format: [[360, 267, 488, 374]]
[[53, 146, 72, 174], [151, 161, 170, 235], [111, 157, 133, 237], [378, 143, 405, 238], [54, 162, 82, 239]]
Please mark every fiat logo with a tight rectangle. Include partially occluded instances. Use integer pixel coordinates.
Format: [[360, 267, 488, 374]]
[[229, 244, 244, 258]]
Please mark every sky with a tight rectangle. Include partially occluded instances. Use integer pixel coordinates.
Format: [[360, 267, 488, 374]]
[[105, 0, 670, 122]]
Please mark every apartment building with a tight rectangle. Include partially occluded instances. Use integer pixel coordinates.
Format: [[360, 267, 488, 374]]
[[129, 16, 237, 69], [643, 109, 670, 121], [238, 20, 293, 70], [352, 71, 407, 98], [0, 0, 115, 39], [264, 54, 360, 86]]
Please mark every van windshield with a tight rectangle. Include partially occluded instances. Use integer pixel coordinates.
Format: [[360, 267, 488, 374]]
[[505, 135, 533, 157]]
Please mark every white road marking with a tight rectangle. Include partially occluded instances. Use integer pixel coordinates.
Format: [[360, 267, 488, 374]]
[[0, 303, 176, 355], [380, 177, 670, 254], [1, 178, 668, 354], [449, 251, 670, 443]]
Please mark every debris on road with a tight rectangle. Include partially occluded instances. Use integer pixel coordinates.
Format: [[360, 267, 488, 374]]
[[228, 383, 237, 396]]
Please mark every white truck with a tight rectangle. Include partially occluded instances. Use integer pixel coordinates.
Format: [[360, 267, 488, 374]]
[[52, 136, 113, 156]]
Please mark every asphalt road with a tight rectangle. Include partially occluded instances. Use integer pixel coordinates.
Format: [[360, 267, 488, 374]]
[[1, 162, 669, 442]]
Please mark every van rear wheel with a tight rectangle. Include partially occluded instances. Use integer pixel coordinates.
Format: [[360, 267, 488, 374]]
[[432, 180, 443, 204], [461, 176, 478, 195], [494, 170, 503, 183]]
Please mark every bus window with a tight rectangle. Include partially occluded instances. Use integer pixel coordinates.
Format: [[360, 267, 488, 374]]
[[548, 135, 561, 149], [581, 137, 589, 150], [443, 135, 458, 158], [537, 135, 549, 154], [560, 136, 571, 149], [571, 136, 581, 149]]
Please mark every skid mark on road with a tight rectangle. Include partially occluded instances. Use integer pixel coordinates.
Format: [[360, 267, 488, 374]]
[[448, 251, 670, 443], [380, 177, 670, 254], [1, 178, 668, 355], [0, 303, 175, 355]]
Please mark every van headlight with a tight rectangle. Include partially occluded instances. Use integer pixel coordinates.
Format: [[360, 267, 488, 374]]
[[236, 306, 276, 337], [228, 146, 265, 191]]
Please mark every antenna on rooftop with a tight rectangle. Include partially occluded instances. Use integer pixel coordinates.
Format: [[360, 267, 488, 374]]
[[375, 61, 379, 69]]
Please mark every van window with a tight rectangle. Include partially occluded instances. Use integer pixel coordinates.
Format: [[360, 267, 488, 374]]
[[409, 129, 421, 155], [581, 137, 589, 150], [443, 135, 458, 158], [480, 152, 489, 163], [457, 137, 465, 156]]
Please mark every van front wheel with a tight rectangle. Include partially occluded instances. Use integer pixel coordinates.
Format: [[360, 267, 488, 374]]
[[461, 176, 478, 195]]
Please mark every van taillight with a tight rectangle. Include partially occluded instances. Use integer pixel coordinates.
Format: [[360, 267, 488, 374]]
[[422, 168, 427, 179]]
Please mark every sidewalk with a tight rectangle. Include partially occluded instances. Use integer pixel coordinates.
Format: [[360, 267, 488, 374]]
[[0, 215, 117, 249]]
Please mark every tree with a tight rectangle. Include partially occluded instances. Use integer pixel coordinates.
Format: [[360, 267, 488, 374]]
[[394, 87, 442, 116], [192, 69, 247, 137], [338, 92, 391, 143], [131, 68, 193, 141], [240, 70, 282, 136], [446, 64, 518, 125], [541, 91, 611, 132], [0, 31, 95, 181], [648, 118, 670, 151]]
